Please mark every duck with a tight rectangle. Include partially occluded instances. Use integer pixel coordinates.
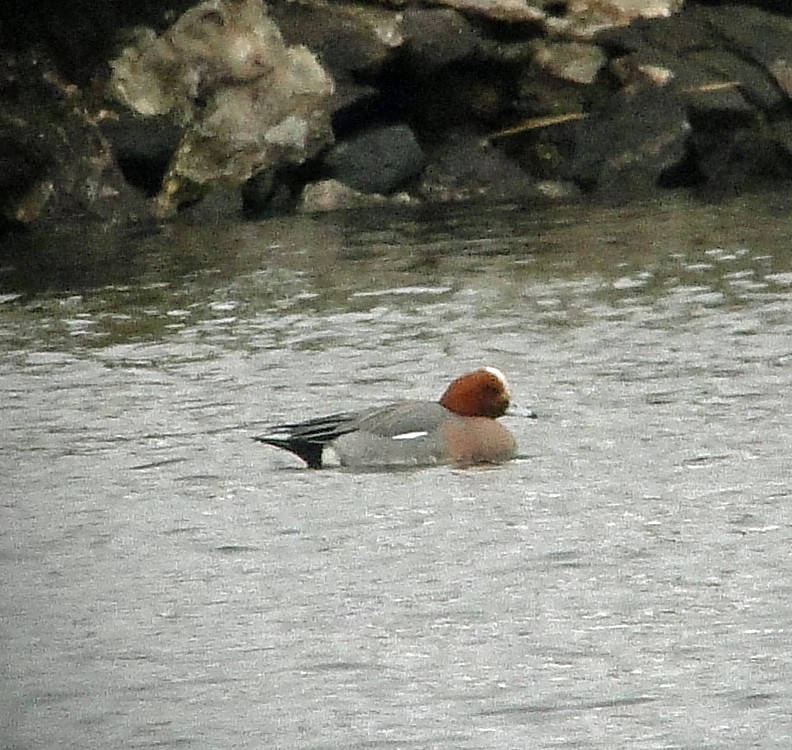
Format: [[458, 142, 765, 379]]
[[254, 366, 535, 469]]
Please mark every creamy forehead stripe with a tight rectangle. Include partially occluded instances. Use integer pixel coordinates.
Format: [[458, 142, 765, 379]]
[[392, 431, 429, 441], [483, 366, 509, 390]]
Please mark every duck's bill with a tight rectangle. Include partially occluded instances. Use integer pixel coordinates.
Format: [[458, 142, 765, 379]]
[[507, 403, 538, 419]]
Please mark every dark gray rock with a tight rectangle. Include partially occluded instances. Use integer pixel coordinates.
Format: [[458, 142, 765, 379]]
[[704, 4, 792, 104], [401, 9, 480, 72], [593, 3, 792, 196], [600, 4, 789, 113], [420, 131, 541, 203], [322, 124, 425, 194], [572, 81, 689, 200], [677, 49, 780, 119]]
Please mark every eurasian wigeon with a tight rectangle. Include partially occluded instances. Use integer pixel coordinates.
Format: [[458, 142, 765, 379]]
[[254, 366, 535, 469]]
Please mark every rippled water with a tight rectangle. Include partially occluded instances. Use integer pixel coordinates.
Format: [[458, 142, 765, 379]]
[[3, 194, 792, 749]]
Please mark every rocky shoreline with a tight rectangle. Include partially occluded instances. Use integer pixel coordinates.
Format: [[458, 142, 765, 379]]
[[3, 0, 792, 239]]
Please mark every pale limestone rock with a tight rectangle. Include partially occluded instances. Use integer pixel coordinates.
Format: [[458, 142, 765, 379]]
[[532, 40, 606, 84], [427, 0, 544, 24], [110, 0, 334, 213], [424, 0, 682, 38], [300, 179, 413, 212], [545, 0, 684, 39]]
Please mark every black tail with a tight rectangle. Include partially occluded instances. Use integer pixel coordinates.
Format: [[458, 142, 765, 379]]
[[253, 435, 324, 469], [254, 411, 359, 469]]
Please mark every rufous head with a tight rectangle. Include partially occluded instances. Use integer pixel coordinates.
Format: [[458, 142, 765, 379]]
[[438, 367, 512, 418]]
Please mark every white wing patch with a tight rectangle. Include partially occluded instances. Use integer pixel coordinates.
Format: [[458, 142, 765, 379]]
[[391, 431, 429, 441]]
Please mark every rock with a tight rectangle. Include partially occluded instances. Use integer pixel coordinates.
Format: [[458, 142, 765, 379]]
[[544, 0, 685, 40], [0, 52, 148, 230], [419, 131, 541, 203], [703, 6, 792, 100], [674, 50, 762, 125], [109, 0, 334, 216], [10, 0, 792, 230], [242, 166, 302, 218], [571, 80, 689, 199], [607, 50, 760, 126], [531, 40, 606, 85], [401, 9, 480, 72], [595, 4, 792, 193], [299, 178, 413, 212], [427, 0, 682, 37], [429, 0, 544, 25], [676, 6, 792, 192], [321, 124, 425, 194], [599, 6, 786, 113], [271, 1, 402, 78], [179, 183, 244, 221], [772, 119, 792, 163], [270, 1, 406, 144]]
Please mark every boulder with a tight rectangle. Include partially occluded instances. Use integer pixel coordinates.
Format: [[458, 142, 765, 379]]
[[321, 124, 425, 194], [109, 0, 335, 216], [572, 80, 690, 199], [420, 131, 542, 203]]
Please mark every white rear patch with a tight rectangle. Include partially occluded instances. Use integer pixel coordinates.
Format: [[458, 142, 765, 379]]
[[321, 445, 342, 467], [392, 431, 429, 441]]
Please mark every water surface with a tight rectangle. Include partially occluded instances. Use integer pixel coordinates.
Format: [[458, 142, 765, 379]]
[[3, 194, 792, 749]]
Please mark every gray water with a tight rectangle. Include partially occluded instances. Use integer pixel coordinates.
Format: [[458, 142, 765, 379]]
[[2, 195, 792, 749]]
